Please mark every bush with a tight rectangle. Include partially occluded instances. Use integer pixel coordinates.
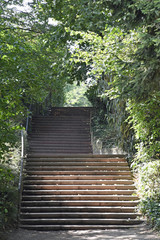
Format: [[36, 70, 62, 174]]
[[134, 160, 160, 230], [0, 165, 19, 231]]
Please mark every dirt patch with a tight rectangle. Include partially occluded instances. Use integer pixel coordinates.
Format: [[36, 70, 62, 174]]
[[4, 226, 160, 240]]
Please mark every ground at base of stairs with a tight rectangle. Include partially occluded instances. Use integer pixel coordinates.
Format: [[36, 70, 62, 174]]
[[4, 225, 160, 240]]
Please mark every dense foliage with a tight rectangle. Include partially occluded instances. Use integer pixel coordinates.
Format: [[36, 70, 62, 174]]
[[64, 82, 92, 107], [0, 0, 68, 158]]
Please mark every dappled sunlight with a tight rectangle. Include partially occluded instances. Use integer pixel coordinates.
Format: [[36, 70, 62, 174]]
[[7, 228, 160, 240]]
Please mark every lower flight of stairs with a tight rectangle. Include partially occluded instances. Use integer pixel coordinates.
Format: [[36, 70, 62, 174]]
[[19, 155, 143, 230]]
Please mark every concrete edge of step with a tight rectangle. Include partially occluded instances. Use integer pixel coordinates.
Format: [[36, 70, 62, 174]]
[[26, 154, 127, 158], [19, 222, 146, 230]]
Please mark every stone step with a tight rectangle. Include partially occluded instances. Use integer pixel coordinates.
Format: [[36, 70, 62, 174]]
[[29, 131, 91, 134], [32, 120, 90, 123], [29, 144, 91, 151], [20, 218, 142, 225], [28, 151, 93, 155], [31, 123, 90, 128], [25, 170, 131, 175], [26, 154, 126, 159], [25, 175, 133, 180], [23, 179, 134, 185], [22, 189, 135, 195], [21, 200, 139, 207], [26, 157, 127, 162], [23, 185, 135, 190], [20, 206, 137, 213], [28, 149, 92, 153], [31, 126, 90, 129], [32, 121, 90, 124], [25, 161, 128, 166], [28, 142, 92, 146], [31, 130, 90, 134], [25, 166, 130, 171], [28, 136, 91, 139], [29, 139, 91, 143], [28, 140, 91, 144], [32, 116, 90, 120], [19, 224, 144, 230], [20, 212, 140, 219], [22, 195, 138, 201], [32, 115, 90, 118]]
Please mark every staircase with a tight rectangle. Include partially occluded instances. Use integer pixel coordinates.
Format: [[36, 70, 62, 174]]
[[20, 107, 142, 230], [28, 107, 92, 155]]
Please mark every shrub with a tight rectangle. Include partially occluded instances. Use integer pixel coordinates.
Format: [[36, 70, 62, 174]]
[[134, 160, 160, 230], [0, 165, 19, 231]]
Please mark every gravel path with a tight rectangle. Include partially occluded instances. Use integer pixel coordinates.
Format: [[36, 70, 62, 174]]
[[4, 225, 160, 240]]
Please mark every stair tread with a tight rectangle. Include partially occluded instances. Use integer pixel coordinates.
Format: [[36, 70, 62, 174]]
[[25, 176, 133, 180], [22, 189, 135, 193], [20, 218, 142, 224], [22, 196, 138, 201], [21, 200, 139, 203], [26, 158, 126, 162], [26, 162, 128, 166], [19, 224, 144, 230], [21, 213, 140, 216], [23, 180, 134, 184], [21, 206, 137, 211], [25, 171, 132, 176]]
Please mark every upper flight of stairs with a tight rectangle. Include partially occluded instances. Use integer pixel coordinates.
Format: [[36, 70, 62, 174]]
[[19, 107, 143, 230], [28, 107, 92, 155]]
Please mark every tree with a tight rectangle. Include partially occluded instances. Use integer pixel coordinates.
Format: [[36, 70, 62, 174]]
[[0, 0, 69, 157]]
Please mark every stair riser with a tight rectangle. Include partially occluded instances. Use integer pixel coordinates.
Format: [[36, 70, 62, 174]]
[[28, 151, 93, 154], [20, 219, 142, 225], [23, 180, 134, 185], [29, 133, 91, 136], [25, 176, 133, 180], [21, 201, 139, 207], [25, 171, 131, 175], [28, 139, 91, 142], [23, 185, 135, 190], [26, 158, 127, 162], [22, 190, 135, 195], [25, 167, 130, 171], [28, 143, 92, 147], [20, 213, 139, 219], [22, 196, 138, 201], [25, 162, 128, 166], [29, 144, 91, 151], [31, 128, 90, 131], [20, 206, 136, 213], [19, 225, 143, 230]]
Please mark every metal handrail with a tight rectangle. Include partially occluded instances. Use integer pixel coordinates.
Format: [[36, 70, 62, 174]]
[[18, 109, 30, 192], [18, 129, 24, 192], [17, 110, 31, 225]]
